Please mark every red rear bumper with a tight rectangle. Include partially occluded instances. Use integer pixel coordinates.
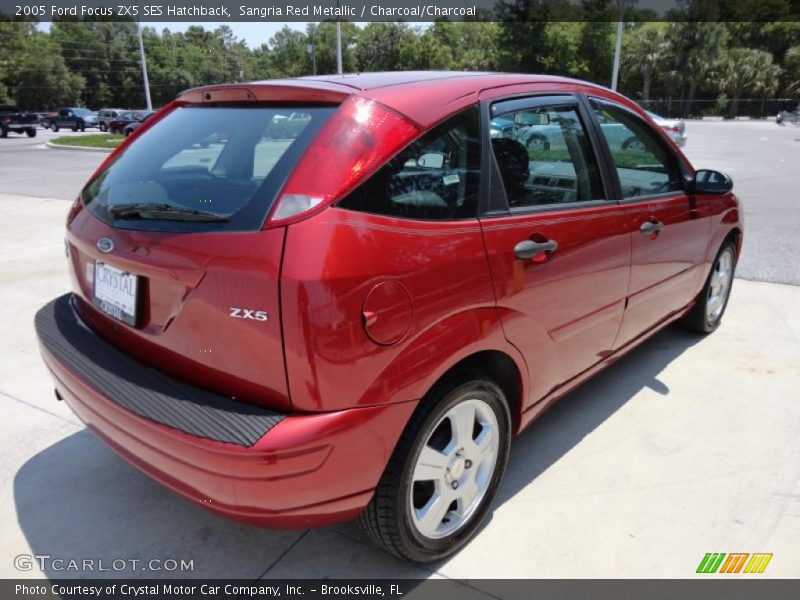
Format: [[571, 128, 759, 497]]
[[36, 295, 415, 528]]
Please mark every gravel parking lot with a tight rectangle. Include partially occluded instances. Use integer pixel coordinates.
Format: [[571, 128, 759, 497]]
[[0, 120, 798, 582]]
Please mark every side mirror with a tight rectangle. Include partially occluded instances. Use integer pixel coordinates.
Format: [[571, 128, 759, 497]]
[[689, 169, 733, 194]]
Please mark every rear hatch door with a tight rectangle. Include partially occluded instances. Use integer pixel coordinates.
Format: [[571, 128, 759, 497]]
[[66, 102, 337, 412]]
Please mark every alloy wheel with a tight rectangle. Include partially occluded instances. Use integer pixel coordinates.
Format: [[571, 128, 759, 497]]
[[706, 247, 734, 324], [409, 398, 499, 540]]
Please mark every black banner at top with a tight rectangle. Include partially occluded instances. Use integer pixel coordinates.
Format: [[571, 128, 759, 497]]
[[2, 0, 800, 22]]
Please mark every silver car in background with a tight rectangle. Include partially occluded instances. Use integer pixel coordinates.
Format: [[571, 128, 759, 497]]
[[646, 111, 687, 147]]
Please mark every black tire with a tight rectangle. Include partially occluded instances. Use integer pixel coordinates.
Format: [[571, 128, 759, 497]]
[[679, 240, 737, 334], [79, 121, 85, 132], [99, 123, 107, 132], [526, 133, 550, 152], [622, 136, 646, 152], [26, 127, 36, 138], [358, 372, 511, 563], [71, 125, 78, 132], [51, 123, 59, 132], [0, 126, 7, 138]]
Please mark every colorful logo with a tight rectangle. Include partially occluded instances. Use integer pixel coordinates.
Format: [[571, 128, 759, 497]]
[[696, 553, 773, 574]]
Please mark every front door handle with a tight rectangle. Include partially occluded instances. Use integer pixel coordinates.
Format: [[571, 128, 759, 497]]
[[640, 219, 664, 236], [514, 239, 558, 260]]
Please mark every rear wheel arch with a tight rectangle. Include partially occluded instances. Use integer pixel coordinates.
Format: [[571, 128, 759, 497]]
[[419, 349, 525, 435]]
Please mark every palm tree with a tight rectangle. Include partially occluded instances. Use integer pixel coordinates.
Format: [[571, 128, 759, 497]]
[[718, 48, 780, 118], [782, 45, 800, 97], [623, 25, 669, 102], [668, 22, 728, 117]]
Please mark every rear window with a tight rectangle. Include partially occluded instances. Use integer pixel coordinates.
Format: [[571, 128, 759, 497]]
[[82, 105, 335, 232]]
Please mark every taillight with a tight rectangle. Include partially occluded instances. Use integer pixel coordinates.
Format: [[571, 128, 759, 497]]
[[267, 96, 421, 226]]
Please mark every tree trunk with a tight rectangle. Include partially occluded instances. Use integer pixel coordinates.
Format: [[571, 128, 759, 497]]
[[686, 80, 697, 118], [730, 90, 741, 119], [642, 65, 652, 102]]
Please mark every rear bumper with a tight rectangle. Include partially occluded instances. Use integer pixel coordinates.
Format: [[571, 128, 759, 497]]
[[35, 294, 415, 528]]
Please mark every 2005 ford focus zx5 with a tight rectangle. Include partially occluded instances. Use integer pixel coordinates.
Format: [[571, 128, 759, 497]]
[[35, 71, 741, 562]]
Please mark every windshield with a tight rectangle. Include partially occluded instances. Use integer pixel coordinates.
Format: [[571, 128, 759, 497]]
[[82, 105, 335, 232]]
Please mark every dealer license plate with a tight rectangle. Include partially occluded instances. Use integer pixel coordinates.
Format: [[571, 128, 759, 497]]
[[93, 261, 138, 325]]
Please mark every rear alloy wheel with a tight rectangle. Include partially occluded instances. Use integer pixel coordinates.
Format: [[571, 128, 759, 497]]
[[526, 134, 550, 152], [99, 123, 107, 132], [680, 241, 736, 333], [51, 123, 59, 132], [622, 136, 646, 152], [359, 374, 511, 562]]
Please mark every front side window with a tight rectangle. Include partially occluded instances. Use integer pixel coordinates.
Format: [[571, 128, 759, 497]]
[[337, 106, 481, 220], [592, 101, 682, 198], [489, 105, 604, 208], [82, 105, 335, 232]]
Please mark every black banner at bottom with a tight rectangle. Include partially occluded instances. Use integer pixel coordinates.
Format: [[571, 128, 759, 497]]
[[4, 579, 800, 600]]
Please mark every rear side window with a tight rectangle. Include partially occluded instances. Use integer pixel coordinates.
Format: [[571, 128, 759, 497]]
[[338, 106, 481, 220], [591, 101, 682, 198], [490, 105, 604, 208], [82, 105, 334, 232]]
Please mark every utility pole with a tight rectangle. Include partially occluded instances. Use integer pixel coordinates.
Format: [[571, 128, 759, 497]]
[[137, 22, 153, 110], [336, 21, 343, 75], [336, 0, 343, 75], [307, 32, 316, 75], [611, 0, 626, 91]]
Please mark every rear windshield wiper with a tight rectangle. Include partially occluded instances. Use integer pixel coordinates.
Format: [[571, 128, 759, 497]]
[[107, 203, 229, 222]]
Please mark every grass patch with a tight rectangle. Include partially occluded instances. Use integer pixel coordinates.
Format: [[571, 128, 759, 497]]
[[528, 146, 666, 171], [50, 133, 123, 148]]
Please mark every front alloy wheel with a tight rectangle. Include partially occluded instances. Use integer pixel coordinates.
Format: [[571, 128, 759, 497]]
[[706, 246, 734, 324], [359, 374, 511, 562], [680, 241, 736, 333]]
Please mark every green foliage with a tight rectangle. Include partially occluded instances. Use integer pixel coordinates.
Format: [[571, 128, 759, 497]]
[[0, 17, 796, 114], [783, 46, 800, 96], [714, 93, 730, 114], [357, 23, 411, 72]]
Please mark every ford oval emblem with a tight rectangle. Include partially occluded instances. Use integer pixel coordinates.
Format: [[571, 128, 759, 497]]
[[97, 238, 114, 253]]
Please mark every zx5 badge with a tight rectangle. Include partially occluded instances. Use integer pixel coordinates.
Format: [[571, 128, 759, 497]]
[[229, 307, 269, 321]]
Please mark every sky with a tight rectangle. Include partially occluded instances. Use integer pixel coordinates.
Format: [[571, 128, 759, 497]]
[[158, 22, 310, 48], [37, 22, 310, 48]]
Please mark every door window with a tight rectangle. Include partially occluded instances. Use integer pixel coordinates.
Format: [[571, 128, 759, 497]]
[[489, 105, 604, 209], [337, 106, 481, 220], [591, 101, 682, 198]]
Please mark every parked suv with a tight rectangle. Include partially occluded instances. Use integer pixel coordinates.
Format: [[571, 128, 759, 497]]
[[35, 72, 742, 562], [50, 107, 98, 132], [97, 108, 126, 132]]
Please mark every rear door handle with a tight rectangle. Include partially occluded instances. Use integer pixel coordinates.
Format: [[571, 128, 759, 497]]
[[514, 239, 558, 260], [640, 219, 664, 236]]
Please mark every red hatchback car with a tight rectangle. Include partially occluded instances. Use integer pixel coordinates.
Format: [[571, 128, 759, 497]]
[[35, 72, 741, 562]]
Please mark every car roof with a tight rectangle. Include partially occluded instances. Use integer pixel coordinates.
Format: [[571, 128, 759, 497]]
[[183, 71, 616, 127]]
